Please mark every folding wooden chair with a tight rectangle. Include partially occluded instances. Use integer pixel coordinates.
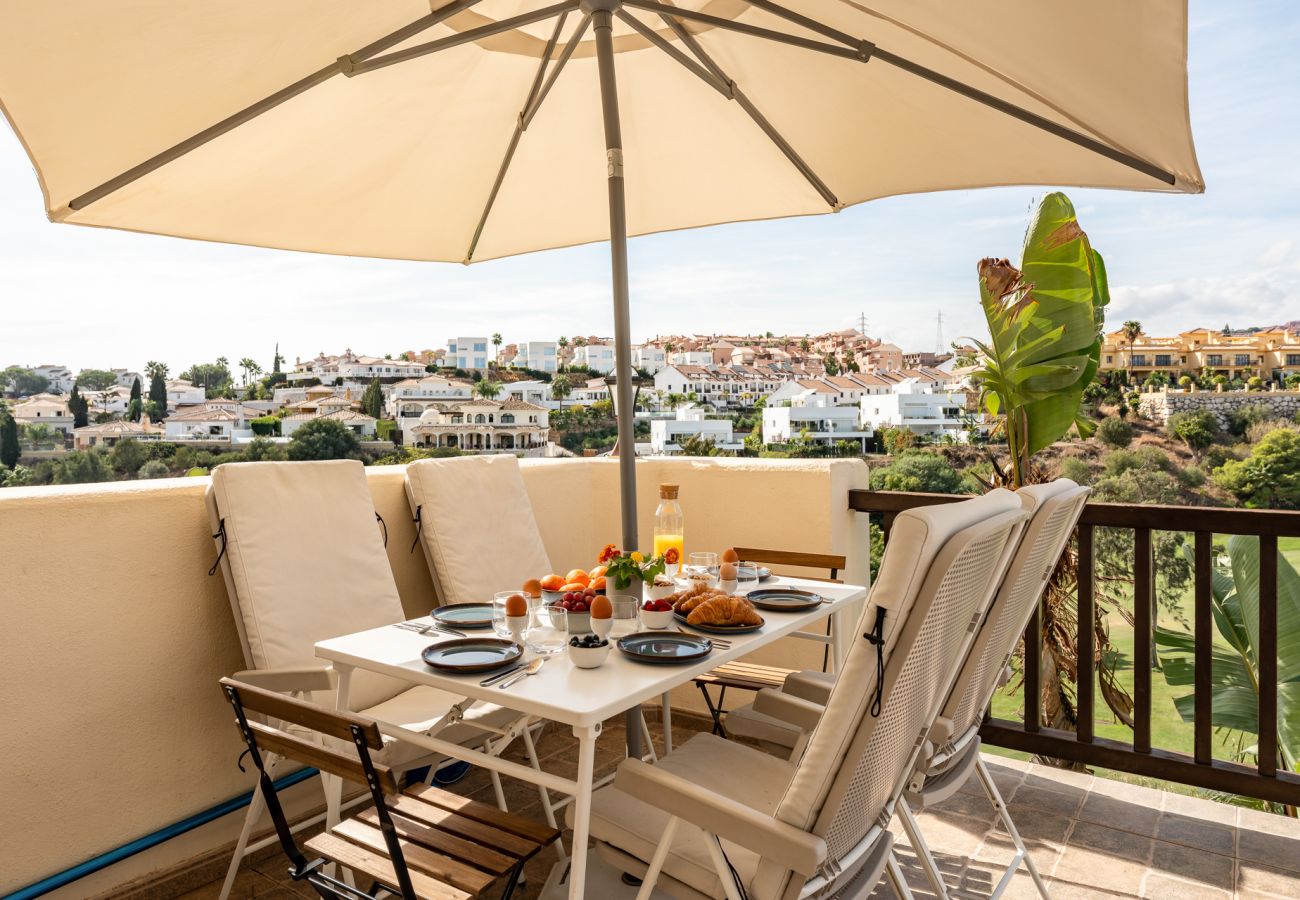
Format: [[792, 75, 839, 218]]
[[220, 677, 559, 900]]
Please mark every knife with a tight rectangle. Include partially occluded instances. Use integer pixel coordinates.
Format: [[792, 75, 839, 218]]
[[479, 663, 526, 686]]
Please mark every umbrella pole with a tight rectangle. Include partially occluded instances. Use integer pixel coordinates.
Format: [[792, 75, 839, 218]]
[[592, 1, 645, 760]]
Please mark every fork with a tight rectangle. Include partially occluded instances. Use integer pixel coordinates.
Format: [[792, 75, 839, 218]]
[[498, 657, 545, 689]]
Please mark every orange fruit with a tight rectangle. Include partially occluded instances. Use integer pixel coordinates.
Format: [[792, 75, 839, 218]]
[[540, 573, 565, 592], [521, 578, 542, 598], [590, 575, 607, 591], [565, 569, 591, 587], [560, 582, 587, 593], [721, 547, 740, 564], [505, 594, 529, 617], [591, 595, 612, 619], [588, 565, 608, 580]]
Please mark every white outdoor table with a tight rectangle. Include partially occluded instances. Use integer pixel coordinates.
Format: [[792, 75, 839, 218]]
[[315, 576, 867, 899]]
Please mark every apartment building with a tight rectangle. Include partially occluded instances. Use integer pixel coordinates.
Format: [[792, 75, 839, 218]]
[[650, 405, 737, 454], [632, 343, 668, 375], [860, 383, 969, 440], [444, 338, 491, 372], [1101, 327, 1300, 379], [512, 341, 560, 373], [573, 342, 616, 374], [32, 365, 74, 393], [761, 392, 873, 451]]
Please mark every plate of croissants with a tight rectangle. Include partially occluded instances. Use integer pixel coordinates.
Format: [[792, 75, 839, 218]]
[[669, 583, 765, 635]]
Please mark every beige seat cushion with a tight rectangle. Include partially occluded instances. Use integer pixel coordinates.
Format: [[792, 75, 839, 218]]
[[575, 733, 793, 897], [209, 460, 410, 711], [405, 455, 552, 604], [723, 703, 803, 750]]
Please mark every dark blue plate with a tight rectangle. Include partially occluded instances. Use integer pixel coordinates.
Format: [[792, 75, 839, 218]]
[[430, 602, 493, 629], [746, 588, 825, 612], [421, 638, 522, 673], [617, 632, 712, 664]]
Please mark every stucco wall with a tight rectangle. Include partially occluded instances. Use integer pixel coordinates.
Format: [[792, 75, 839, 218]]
[[0, 457, 868, 894]]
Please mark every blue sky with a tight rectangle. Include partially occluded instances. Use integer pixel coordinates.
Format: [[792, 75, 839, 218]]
[[1, 1, 1297, 375]]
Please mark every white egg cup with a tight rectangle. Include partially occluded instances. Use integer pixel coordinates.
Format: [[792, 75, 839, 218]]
[[591, 616, 613, 639]]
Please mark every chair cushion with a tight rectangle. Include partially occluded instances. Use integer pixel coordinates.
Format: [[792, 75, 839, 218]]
[[575, 733, 794, 897], [209, 460, 407, 711], [405, 456, 552, 604], [724, 703, 802, 750]]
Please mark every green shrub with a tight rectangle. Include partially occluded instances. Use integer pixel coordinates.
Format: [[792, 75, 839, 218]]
[[287, 418, 361, 461], [1092, 468, 1183, 505], [53, 449, 111, 485], [1247, 376, 1264, 391], [1095, 416, 1133, 449], [375, 419, 397, 443], [249, 415, 280, 436], [244, 437, 287, 462], [1057, 457, 1091, 484], [1212, 428, 1300, 508], [1134, 445, 1174, 472], [1227, 402, 1273, 437], [137, 459, 172, 479], [1101, 449, 1141, 478], [109, 438, 148, 475], [1176, 464, 1206, 488], [870, 450, 968, 494], [1178, 375, 1193, 389], [1166, 409, 1218, 455]]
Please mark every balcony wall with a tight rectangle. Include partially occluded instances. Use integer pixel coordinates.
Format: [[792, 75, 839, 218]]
[[0, 456, 868, 895]]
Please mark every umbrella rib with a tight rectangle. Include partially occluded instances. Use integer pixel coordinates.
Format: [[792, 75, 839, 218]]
[[347, 1, 580, 76], [66, 0, 487, 211], [614, 11, 730, 98], [650, 11, 840, 210], [624, 0, 871, 62], [465, 12, 589, 263], [739, 0, 1178, 186]]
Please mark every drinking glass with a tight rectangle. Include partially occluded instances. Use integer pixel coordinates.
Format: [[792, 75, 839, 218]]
[[492, 591, 530, 643], [527, 604, 568, 656], [681, 551, 718, 590], [607, 593, 640, 638], [734, 564, 759, 597]]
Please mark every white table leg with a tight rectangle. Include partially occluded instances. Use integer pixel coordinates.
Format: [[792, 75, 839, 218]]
[[325, 664, 354, 831], [661, 691, 673, 755], [830, 604, 851, 671], [567, 723, 600, 900]]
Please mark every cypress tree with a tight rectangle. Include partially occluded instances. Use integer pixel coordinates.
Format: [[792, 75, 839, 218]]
[[362, 377, 384, 419], [148, 373, 168, 419], [129, 377, 142, 421], [0, 407, 18, 469], [69, 385, 89, 428]]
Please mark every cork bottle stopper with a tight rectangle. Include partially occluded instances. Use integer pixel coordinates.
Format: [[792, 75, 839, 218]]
[[660, 483, 679, 499]]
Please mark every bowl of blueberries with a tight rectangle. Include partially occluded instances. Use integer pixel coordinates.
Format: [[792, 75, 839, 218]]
[[568, 634, 610, 669]]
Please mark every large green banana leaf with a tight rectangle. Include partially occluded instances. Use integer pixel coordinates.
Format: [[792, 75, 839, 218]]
[[1155, 537, 1300, 769]]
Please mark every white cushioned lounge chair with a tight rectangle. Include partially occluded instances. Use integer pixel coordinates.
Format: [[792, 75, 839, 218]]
[[207, 460, 545, 898], [573, 489, 1028, 900], [727, 480, 1089, 899]]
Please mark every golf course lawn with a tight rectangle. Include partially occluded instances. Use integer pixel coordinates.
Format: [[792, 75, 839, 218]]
[[984, 535, 1300, 798]]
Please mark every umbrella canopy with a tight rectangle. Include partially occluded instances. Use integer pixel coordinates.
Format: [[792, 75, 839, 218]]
[[0, 0, 1202, 550]]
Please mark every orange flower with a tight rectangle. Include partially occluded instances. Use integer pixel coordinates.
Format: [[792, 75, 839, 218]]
[[597, 543, 620, 564], [664, 547, 680, 565]]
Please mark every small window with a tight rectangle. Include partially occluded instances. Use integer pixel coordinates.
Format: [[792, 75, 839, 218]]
[[1287, 354, 1300, 367], [1155, 355, 1172, 367], [1235, 354, 1251, 367], [1207, 354, 1223, 367]]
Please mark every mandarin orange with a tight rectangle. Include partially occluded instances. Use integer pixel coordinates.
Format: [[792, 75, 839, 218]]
[[565, 569, 591, 587], [540, 573, 565, 592], [521, 578, 542, 598]]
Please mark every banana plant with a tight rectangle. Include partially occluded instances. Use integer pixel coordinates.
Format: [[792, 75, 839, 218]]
[[973, 192, 1109, 489], [1155, 536, 1300, 775]]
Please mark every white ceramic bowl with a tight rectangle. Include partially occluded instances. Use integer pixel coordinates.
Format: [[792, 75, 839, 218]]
[[541, 588, 565, 606], [640, 607, 675, 630], [569, 641, 611, 669], [644, 581, 676, 602]]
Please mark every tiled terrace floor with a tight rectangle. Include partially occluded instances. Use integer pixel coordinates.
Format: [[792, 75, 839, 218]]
[[118, 714, 1300, 900]]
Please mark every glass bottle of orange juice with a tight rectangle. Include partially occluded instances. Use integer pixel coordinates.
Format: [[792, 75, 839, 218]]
[[653, 483, 684, 576]]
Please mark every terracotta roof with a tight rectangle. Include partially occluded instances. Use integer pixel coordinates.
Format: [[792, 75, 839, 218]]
[[501, 397, 547, 411], [74, 420, 161, 436], [795, 380, 838, 393]]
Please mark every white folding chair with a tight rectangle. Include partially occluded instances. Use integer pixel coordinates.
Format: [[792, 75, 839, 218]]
[[572, 490, 1028, 900], [207, 460, 548, 897]]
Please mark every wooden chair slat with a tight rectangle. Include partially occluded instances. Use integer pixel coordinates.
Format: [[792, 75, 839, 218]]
[[405, 783, 560, 847], [247, 721, 397, 794], [388, 795, 536, 858], [356, 808, 518, 876], [332, 818, 497, 895], [221, 676, 383, 750], [305, 832, 471, 900], [731, 546, 846, 571]]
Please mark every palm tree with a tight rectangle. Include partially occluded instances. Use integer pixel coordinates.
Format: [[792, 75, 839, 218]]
[[799, 337, 811, 354], [491, 333, 502, 367], [238, 357, 256, 386], [144, 360, 169, 381], [551, 373, 572, 411], [1121, 320, 1142, 383], [664, 392, 686, 411], [475, 378, 501, 400]]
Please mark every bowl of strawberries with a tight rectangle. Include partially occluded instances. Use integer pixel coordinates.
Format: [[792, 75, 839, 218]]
[[640, 597, 675, 630]]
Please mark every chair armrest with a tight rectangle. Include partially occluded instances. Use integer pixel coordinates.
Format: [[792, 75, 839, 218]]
[[615, 758, 826, 876], [752, 688, 824, 734], [231, 667, 337, 694], [782, 669, 834, 705]]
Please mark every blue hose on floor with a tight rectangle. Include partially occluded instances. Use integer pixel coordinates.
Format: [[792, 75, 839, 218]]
[[3, 768, 319, 900]]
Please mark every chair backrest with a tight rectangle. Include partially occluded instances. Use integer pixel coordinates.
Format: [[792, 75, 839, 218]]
[[405, 455, 552, 603], [934, 479, 1091, 752], [730, 547, 846, 582], [207, 460, 409, 710], [754, 490, 1028, 900]]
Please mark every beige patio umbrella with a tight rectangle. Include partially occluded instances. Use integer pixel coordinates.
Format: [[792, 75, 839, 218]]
[[0, 0, 1202, 554]]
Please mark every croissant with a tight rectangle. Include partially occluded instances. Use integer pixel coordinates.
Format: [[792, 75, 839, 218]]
[[671, 582, 717, 613], [687, 595, 763, 627]]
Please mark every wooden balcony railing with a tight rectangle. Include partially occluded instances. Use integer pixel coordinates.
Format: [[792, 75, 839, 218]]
[[848, 489, 1300, 807]]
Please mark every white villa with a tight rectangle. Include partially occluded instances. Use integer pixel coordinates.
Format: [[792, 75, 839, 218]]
[[10, 394, 75, 434], [762, 393, 874, 451], [32, 364, 74, 393], [71, 418, 163, 450], [390, 375, 475, 431], [499, 379, 555, 409], [573, 341, 616, 374], [446, 337, 491, 372], [406, 397, 549, 452], [287, 349, 427, 384], [511, 341, 560, 373], [861, 384, 969, 440], [649, 405, 737, 455], [281, 408, 378, 439], [82, 384, 134, 416], [111, 369, 143, 388], [163, 402, 264, 441], [632, 343, 667, 374], [165, 379, 207, 409]]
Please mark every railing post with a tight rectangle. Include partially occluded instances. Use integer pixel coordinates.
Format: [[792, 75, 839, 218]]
[[1193, 531, 1214, 766], [1133, 528, 1154, 754], [1259, 535, 1279, 778], [1077, 525, 1095, 744]]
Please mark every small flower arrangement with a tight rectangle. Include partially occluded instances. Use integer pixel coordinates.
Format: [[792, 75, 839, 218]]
[[599, 544, 667, 590]]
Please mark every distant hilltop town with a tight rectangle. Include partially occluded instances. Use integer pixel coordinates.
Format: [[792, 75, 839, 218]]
[[3, 324, 1299, 462]]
